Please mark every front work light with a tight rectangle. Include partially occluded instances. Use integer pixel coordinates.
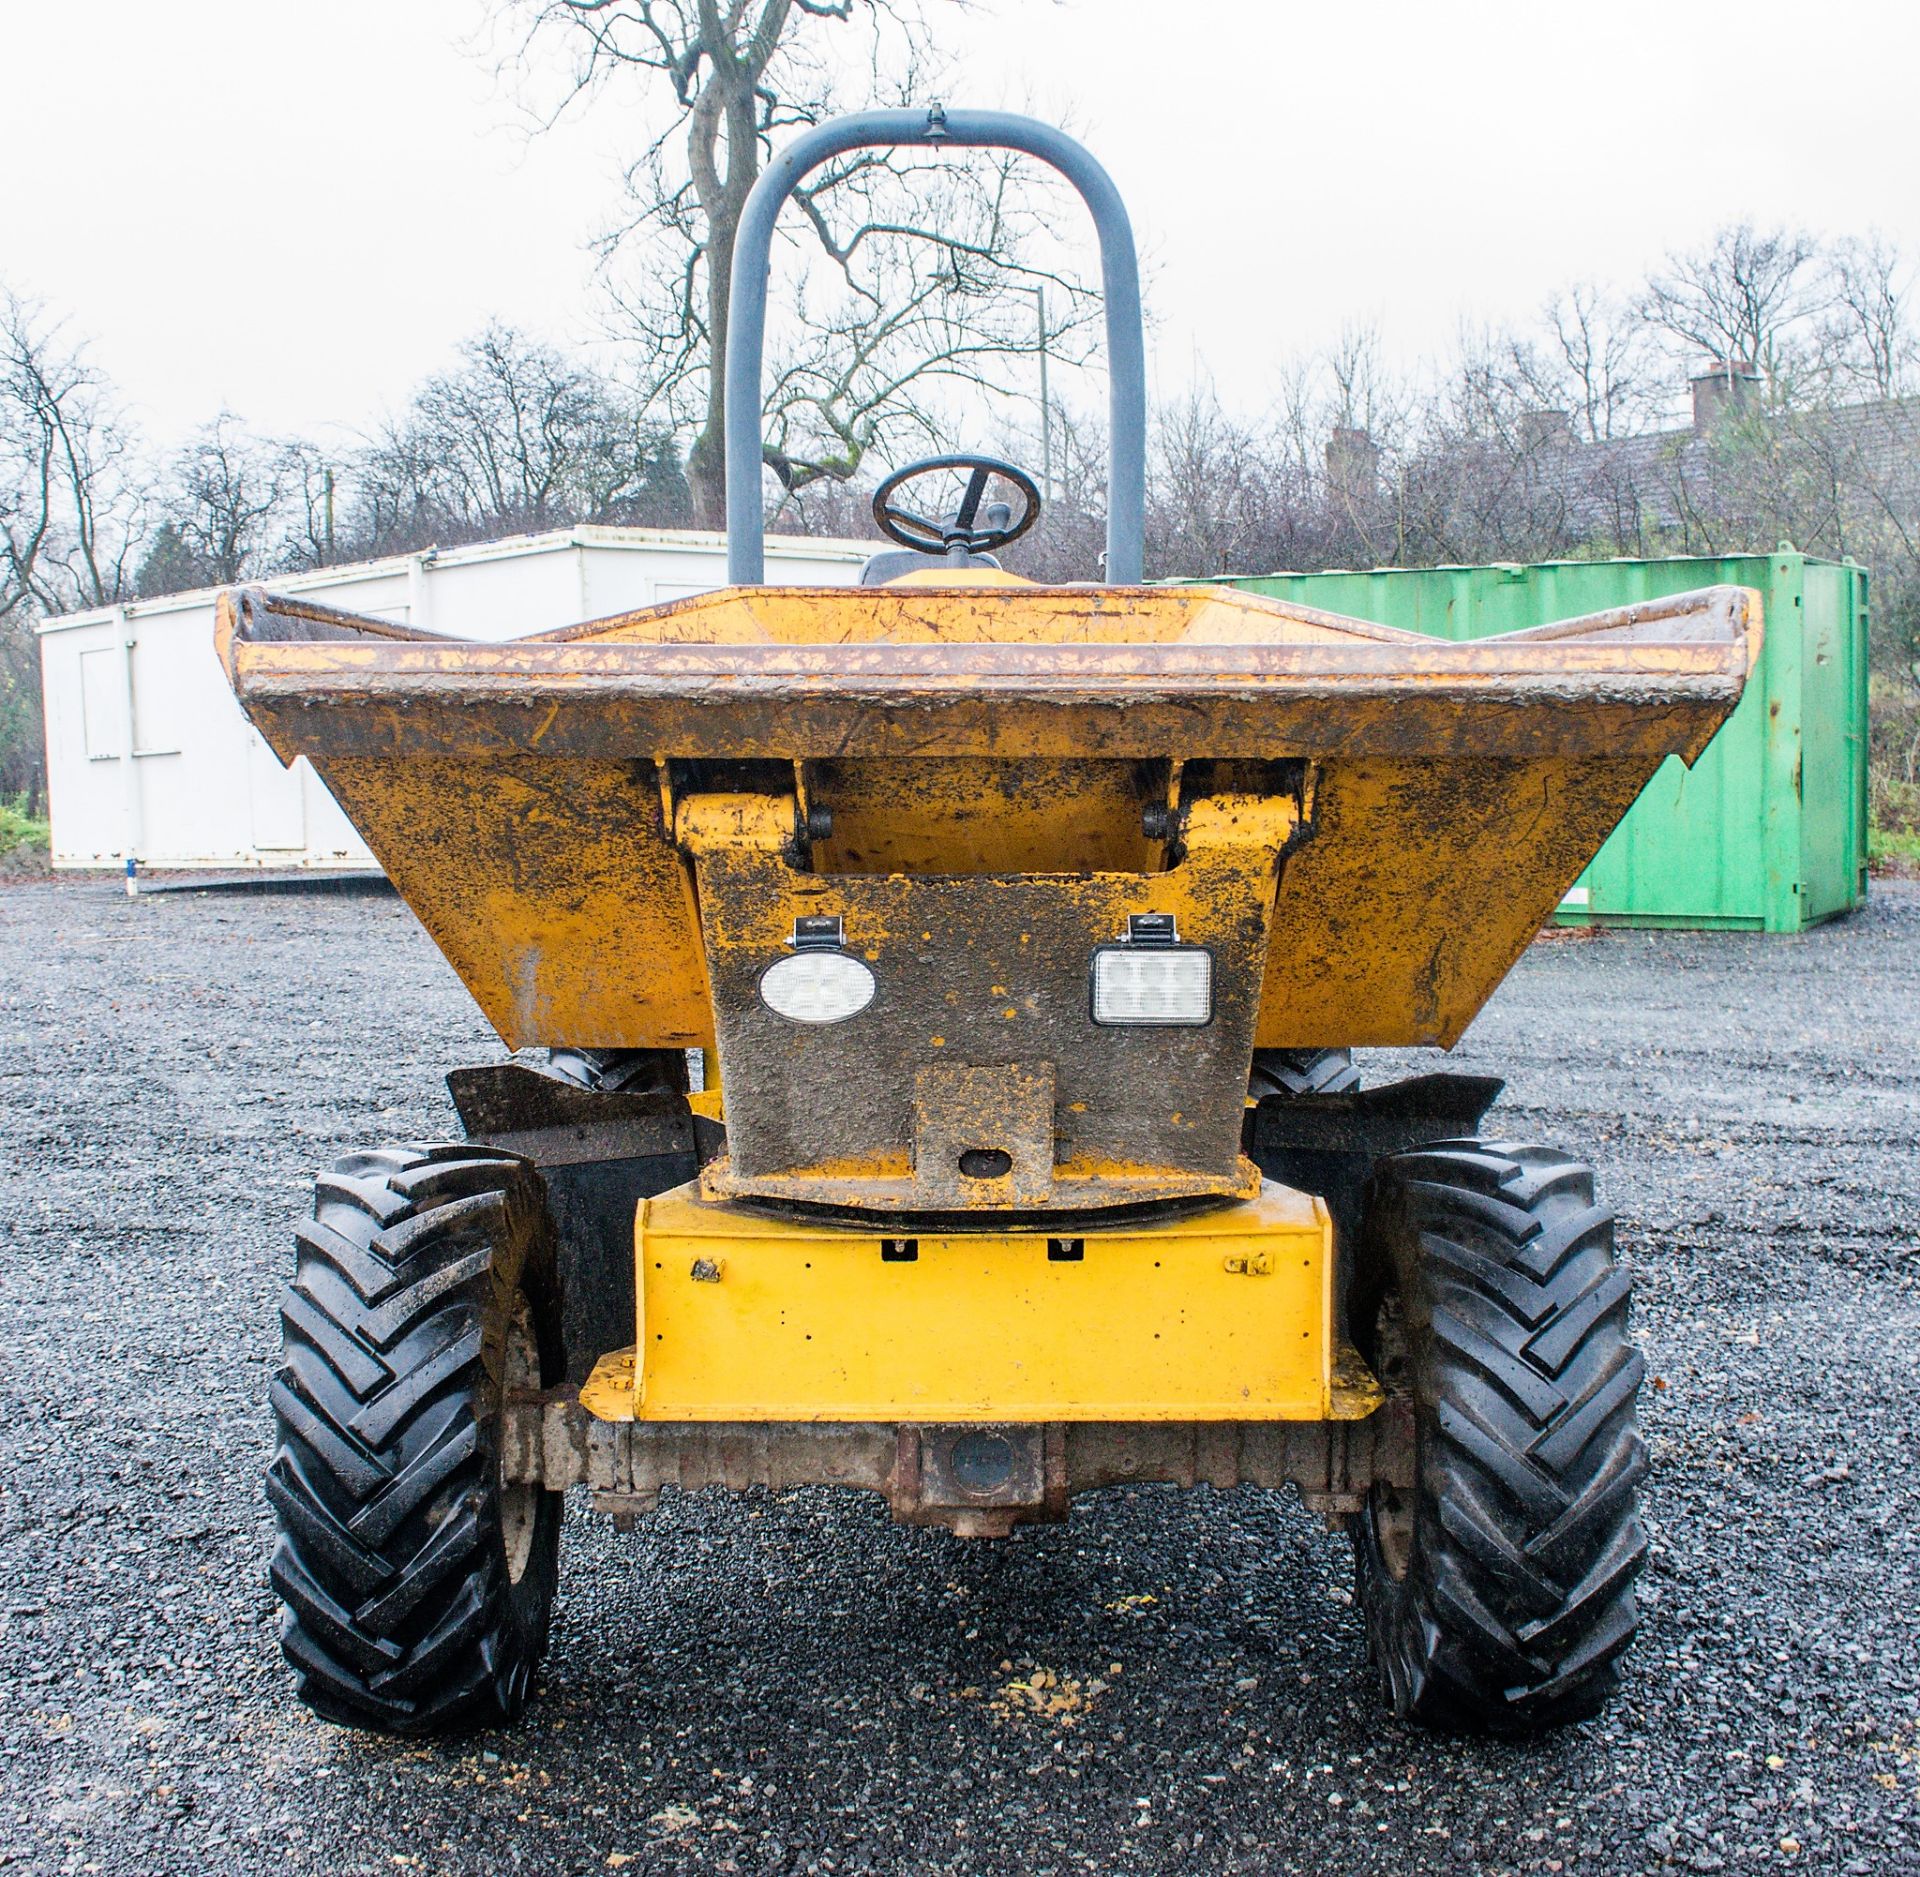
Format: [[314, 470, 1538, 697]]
[[760, 950, 877, 1024], [759, 917, 876, 1024], [1090, 913, 1213, 1027]]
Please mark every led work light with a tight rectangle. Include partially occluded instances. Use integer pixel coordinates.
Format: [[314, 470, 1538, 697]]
[[1090, 913, 1213, 1026]]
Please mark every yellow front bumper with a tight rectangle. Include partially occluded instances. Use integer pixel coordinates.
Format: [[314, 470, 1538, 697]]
[[580, 1180, 1376, 1425]]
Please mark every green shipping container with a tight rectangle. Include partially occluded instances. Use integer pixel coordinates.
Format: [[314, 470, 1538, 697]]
[[1195, 554, 1868, 932]]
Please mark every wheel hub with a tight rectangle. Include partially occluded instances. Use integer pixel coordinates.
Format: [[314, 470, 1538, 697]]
[[499, 1293, 541, 1587], [1365, 1296, 1415, 1583]]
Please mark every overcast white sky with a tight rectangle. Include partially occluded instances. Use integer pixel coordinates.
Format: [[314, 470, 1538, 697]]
[[4, 0, 1917, 451]]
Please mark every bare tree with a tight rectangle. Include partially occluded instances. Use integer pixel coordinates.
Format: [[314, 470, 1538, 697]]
[[0, 292, 142, 618], [1824, 235, 1915, 400], [1144, 387, 1275, 578], [353, 322, 686, 552], [500, 0, 1096, 525], [136, 412, 292, 595], [278, 441, 347, 571], [1268, 323, 1409, 566], [1641, 223, 1825, 385], [1391, 335, 1568, 568], [0, 292, 144, 808], [758, 149, 1095, 516], [1323, 321, 1393, 437], [994, 398, 1105, 580], [1519, 284, 1661, 443]]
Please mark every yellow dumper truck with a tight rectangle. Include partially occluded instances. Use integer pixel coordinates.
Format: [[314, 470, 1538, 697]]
[[219, 108, 1758, 1738]]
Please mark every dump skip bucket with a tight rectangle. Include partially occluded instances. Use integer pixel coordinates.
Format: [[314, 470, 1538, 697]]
[[219, 577, 1756, 1213]]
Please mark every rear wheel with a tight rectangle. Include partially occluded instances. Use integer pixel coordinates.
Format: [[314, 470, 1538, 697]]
[[267, 1144, 563, 1734], [1351, 1140, 1646, 1733]]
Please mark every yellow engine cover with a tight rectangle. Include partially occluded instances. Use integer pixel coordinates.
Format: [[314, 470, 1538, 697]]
[[581, 1180, 1347, 1424]]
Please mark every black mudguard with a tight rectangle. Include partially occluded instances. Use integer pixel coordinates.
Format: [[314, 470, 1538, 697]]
[[1244, 1072, 1506, 1288], [447, 1061, 699, 1383]]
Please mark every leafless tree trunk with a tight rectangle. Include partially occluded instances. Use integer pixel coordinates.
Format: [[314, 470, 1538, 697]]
[[1641, 223, 1825, 388], [499, 0, 1095, 526], [0, 292, 143, 808], [1, 292, 142, 616]]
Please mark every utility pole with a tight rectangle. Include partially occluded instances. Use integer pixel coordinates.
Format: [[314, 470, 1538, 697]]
[[1034, 284, 1052, 500]]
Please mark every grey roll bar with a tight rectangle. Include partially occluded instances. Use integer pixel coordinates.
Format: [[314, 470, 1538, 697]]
[[723, 105, 1146, 585]]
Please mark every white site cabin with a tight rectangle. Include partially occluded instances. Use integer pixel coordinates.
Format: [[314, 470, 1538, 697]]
[[39, 525, 870, 873]]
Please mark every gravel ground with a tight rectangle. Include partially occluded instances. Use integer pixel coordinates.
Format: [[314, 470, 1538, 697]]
[[1, 876, 1917, 1877]]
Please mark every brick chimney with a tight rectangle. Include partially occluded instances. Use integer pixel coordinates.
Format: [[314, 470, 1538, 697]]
[[1325, 426, 1379, 504], [1517, 409, 1576, 450], [1691, 358, 1760, 435]]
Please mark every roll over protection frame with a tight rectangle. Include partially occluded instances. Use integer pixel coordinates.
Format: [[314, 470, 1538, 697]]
[[723, 105, 1147, 585]]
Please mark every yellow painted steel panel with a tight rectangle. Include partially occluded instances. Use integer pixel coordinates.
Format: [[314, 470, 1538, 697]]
[[1256, 754, 1648, 1047], [315, 752, 715, 1049], [629, 1182, 1333, 1423]]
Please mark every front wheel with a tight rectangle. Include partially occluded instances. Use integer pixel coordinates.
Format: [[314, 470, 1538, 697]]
[[267, 1144, 563, 1733], [1351, 1140, 1647, 1733], [1248, 1047, 1361, 1099]]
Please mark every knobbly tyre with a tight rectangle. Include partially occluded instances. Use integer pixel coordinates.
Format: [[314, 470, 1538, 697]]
[[220, 106, 1759, 1738]]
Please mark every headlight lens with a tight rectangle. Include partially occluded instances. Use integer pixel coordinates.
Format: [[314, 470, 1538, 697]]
[[759, 950, 877, 1024], [1090, 944, 1213, 1026]]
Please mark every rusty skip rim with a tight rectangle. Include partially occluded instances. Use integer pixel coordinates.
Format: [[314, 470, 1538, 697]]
[[222, 677, 1752, 767], [217, 581, 1758, 663], [228, 637, 1752, 682], [216, 582, 1759, 763], [223, 674, 1751, 766], [225, 631, 1757, 706]]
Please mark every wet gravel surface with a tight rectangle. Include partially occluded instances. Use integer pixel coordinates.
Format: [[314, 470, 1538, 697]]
[[1, 877, 1917, 1877]]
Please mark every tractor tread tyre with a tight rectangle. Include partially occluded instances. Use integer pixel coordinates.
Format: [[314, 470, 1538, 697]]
[[1249, 1047, 1361, 1099], [267, 1143, 563, 1735], [1353, 1139, 1646, 1735]]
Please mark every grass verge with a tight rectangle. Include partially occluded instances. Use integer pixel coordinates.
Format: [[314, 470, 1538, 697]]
[[0, 797, 50, 854]]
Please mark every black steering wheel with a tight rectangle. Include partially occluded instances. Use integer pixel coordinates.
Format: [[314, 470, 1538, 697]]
[[871, 455, 1042, 557]]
